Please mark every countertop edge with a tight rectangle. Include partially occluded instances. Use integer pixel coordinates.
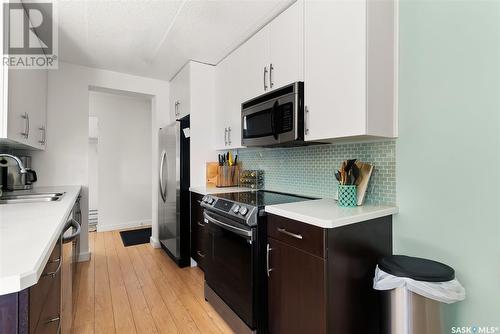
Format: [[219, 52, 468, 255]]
[[0, 185, 81, 295], [189, 186, 252, 195], [265, 204, 399, 229]]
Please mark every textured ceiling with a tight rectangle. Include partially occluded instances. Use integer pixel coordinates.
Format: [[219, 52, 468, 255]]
[[56, 0, 294, 80]]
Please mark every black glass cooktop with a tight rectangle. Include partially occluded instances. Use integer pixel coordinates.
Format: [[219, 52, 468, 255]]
[[214, 190, 313, 208]]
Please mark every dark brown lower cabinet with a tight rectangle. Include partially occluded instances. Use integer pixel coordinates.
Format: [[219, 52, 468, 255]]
[[267, 214, 392, 334], [191, 192, 209, 270], [267, 238, 326, 334], [0, 238, 62, 334]]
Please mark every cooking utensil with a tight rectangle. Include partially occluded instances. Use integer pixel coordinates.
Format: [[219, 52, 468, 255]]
[[334, 170, 341, 182]]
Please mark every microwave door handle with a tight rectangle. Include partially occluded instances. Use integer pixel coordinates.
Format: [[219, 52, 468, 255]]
[[272, 101, 279, 140]]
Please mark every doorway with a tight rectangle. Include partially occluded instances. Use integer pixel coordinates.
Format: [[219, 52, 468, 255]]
[[87, 89, 153, 233]]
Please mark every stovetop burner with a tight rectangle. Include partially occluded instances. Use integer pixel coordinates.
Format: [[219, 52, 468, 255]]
[[214, 190, 313, 207]]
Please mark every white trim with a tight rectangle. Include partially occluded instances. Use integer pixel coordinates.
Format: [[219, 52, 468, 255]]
[[393, 0, 399, 137], [149, 236, 161, 248], [96, 219, 152, 232], [78, 251, 91, 262]]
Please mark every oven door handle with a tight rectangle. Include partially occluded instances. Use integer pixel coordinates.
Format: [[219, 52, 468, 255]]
[[203, 211, 253, 240]]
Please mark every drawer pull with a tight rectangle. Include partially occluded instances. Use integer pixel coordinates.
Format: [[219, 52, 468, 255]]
[[43, 260, 62, 278], [277, 227, 303, 240], [196, 251, 206, 258], [46, 316, 60, 323], [197, 221, 205, 228], [266, 243, 273, 277]]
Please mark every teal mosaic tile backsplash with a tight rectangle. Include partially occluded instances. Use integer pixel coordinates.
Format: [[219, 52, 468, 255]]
[[237, 140, 396, 205]]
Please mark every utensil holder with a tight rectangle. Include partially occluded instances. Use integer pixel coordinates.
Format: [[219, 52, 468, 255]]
[[338, 184, 357, 207], [216, 166, 240, 187]]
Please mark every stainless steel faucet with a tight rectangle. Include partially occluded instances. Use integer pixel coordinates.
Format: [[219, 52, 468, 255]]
[[0, 154, 28, 174]]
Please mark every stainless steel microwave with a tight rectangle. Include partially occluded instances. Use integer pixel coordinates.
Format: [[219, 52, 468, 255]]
[[241, 82, 304, 147]]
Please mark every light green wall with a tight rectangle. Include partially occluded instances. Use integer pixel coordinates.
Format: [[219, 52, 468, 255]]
[[396, 0, 500, 330]]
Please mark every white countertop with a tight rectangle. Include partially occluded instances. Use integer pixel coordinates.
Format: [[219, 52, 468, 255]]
[[189, 185, 252, 195], [265, 198, 398, 229], [0, 185, 81, 295]]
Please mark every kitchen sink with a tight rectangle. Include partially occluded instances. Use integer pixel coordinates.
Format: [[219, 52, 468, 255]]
[[0, 192, 65, 204]]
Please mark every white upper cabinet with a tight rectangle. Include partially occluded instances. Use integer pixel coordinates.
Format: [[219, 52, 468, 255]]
[[268, 0, 304, 90], [0, 5, 48, 150], [304, 0, 397, 142], [170, 63, 191, 120], [5, 68, 48, 149], [214, 1, 303, 150]]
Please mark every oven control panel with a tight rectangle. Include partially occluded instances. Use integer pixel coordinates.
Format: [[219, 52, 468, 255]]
[[201, 195, 254, 223]]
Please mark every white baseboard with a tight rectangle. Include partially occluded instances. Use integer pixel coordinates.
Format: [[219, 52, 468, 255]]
[[96, 219, 152, 232], [78, 251, 91, 262], [150, 236, 161, 248]]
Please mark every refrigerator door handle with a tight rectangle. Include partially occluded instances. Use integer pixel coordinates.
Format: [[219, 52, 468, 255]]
[[159, 150, 168, 202]]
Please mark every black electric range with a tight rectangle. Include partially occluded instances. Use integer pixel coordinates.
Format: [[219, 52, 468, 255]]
[[200, 190, 313, 334]]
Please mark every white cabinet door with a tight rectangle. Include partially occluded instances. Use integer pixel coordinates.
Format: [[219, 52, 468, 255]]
[[215, 52, 243, 150], [215, 56, 231, 149], [5, 68, 29, 145], [6, 68, 47, 149], [170, 64, 190, 121], [28, 69, 47, 149], [268, 0, 304, 90], [234, 26, 270, 102], [304, 0, 367, 141]]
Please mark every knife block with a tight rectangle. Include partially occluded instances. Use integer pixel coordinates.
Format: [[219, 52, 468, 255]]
[[216, 166, 240, 187]]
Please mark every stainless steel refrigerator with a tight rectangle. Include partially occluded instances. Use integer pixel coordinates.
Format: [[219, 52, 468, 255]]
[[158, 115, 190, 267]]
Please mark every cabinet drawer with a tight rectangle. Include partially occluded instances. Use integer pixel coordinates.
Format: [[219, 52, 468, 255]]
[[191, 192, 208, 269], [30, 239, 62, 333], [268, 214, 326, 258], [192, 228, 209, 269], [34, 276, 61, 334]]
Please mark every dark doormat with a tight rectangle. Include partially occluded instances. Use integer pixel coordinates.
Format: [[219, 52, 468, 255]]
[[119, 227, 151, 247]]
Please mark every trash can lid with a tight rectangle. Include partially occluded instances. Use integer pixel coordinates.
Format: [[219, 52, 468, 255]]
[[378, 255, 455, 282]]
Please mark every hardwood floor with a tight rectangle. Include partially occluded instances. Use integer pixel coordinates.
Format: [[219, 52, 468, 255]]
[[72, 231, 234, 334]]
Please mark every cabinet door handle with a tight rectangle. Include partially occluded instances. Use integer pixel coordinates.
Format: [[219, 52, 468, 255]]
[[263, 66, 268, 91], [224, 127, 228, 146], [196, 250, 206, 258], [21, 112, 29, 138], [266, 243, 273, 277], [26, 113, 30, 138], [277, 227, 303, 240], [304, 105, 310, 135], [38, 126, 46, 145], [269, 63, 274, 88], [197, 221, 204, 228], [227, 126, 231, 146]]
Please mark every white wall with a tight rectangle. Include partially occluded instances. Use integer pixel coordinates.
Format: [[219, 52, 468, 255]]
[[32, 62, 171, 258], [89, 91, 152, 231], [396, 1, 500, 328]]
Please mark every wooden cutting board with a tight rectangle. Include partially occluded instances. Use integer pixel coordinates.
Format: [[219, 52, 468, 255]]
[[355, 161, 374, 205], [206, 162, 219, 187]]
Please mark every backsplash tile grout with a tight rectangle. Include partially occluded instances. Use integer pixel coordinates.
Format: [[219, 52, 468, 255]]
[[237, 140, 396, 205]]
